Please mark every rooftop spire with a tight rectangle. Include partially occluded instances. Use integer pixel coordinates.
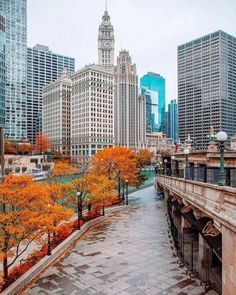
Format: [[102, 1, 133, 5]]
[[105, 0, 107, 12]]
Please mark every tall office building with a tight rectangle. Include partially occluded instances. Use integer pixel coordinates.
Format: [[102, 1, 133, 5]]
[[71, 65, 114, 168], [0, 0, 27, 140], [114, 50, 145, 150], [27, 44, 75, 143], [42, 70, 71, 156], [140, 72, 166, 133], [0, 13, 5, 128], [166, 99, 178, 142], [98, 7, 115, 66], [178, 30, 236, 149]]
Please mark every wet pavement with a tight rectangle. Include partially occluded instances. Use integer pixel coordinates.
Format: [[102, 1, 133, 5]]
[[25, 186, 216, 295]]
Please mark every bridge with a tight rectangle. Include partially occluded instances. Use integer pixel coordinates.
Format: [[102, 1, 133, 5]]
[[156, 174, 236, 295]]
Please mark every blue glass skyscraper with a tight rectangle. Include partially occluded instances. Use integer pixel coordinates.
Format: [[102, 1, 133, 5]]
[[0, 0, 27, 140], [140, 72, 165, 133], [166, 99, 178, 142]]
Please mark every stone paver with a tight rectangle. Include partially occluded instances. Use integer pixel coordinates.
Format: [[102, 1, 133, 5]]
[[25, 187, 216, 295]]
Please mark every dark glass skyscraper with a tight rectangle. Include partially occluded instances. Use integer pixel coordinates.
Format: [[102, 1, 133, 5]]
[[178, 30, 236, 149], [27, 45, 75, 143], [0, 13, 5, 128], [0, 0, 27, 140], [140, 72, 166, 133]]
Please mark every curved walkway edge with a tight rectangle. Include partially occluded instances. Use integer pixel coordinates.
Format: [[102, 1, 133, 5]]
[[2, 215, 110, 295]]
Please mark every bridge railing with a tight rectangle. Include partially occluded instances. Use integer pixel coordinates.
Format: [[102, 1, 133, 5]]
[[156, 167, 236, 188]]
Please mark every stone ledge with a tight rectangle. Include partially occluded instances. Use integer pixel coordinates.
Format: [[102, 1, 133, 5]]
[[1, 216, 108, 295]]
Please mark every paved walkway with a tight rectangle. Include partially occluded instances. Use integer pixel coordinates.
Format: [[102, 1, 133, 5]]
[[25, 187, 216, 295]]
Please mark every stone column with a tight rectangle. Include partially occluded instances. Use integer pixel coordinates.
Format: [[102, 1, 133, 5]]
[[180, 216, 191, 234], [222, 226, 236, 295]]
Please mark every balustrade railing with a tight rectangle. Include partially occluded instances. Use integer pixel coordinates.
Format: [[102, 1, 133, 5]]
[[156, 167, 236, 188]]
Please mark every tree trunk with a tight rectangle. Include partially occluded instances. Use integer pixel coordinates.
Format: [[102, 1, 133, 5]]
[[118, 177, 121, 197], [3, 255, 8, 282]]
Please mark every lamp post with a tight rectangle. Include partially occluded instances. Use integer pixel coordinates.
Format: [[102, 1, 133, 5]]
[[77, 191, 81, 230], [47, 204, 52, 256], [164, 159, 167, 175], [159, 161, 162, 174], [184, 148, 190, 167], [125, 180, 129, 205], [122, 180, 125, 200], [216, 131, 227, 186], [171, 155, 175, 176]]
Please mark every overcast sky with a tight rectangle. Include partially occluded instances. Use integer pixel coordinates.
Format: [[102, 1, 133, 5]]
[[28, 0, 236, 103]]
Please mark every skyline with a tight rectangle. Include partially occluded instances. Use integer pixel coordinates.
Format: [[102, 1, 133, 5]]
[[28, 0, 236, 103]]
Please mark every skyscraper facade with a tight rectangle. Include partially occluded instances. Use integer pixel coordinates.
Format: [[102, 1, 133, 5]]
[[98, 8, 115, 66], [42, 70, 71, 156], [0, 13, 5, 128], [114, 50, 145, 150], [178, 30, 236, 149], [71, 65, 114, 169], [140, 72, 166, 133], [166, 99, 178, 142], [0, 0, 27, 140], [27, 44, 75, 143]]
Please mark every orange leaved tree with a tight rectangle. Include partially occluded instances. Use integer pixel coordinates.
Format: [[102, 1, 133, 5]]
[[35, 132, 51, 154], [52, 161, 78, 177], [0, 175, 51, 282], [84, 174, 117, 213], [4, 140, 17, 155], [89, 147, 139, 197], [136, 149, 154, 168]]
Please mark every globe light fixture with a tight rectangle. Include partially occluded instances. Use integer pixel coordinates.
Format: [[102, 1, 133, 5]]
[[216, 131, 227, 142], [171, 156, 176, 176], [216, 131, 228, 186]]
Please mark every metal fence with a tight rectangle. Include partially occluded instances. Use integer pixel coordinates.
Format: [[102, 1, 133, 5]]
[[157, 167, 236, 188]]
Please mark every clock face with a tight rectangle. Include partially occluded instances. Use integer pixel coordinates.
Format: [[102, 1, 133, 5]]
[[104, 41, 110, 47]]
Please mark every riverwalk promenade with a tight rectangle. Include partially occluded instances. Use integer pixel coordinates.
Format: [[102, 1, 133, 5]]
[[25, 187, 216, 295]]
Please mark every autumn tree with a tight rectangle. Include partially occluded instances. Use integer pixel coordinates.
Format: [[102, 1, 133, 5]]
[[136, 149, 154, 168], [63, 174, 117, 219], [0, 175, 73, 283], [0, 175, 49, 281], [46, 183, 73, 235], [84, 174, 117, 213], [17, 143, 32, 155], [35, 132, 51, 154], [52, 161, 78, 177], [89, 147, 139, 197], [4, 140, 17, 155]]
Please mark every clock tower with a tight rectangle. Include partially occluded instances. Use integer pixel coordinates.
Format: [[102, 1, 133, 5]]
[[98, 7, 115, 66]]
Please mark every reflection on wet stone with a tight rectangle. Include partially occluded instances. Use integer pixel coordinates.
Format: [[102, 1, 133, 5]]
[[26, 187, 216, 295]]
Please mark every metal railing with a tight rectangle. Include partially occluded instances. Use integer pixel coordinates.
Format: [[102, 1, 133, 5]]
[[157, 167, 236, 188]]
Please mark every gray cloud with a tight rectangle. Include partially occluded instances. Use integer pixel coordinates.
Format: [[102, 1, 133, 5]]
[[28, 0, 236, 103]]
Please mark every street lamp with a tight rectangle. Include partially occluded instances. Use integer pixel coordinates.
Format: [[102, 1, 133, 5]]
[[77, 191, 81, 230], [184, 148, 190, 168], [216, 131, 227, 186], [159, 162, 162, 174], [122, 180, 125, 200], [171, 155, 175, 176], [164, 159, 168, 175], [125, 180, 129, 205], [47, 204, 52, 256]]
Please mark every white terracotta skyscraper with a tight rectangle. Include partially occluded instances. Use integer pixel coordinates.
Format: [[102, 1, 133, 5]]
[[98, 7, 115, 66]]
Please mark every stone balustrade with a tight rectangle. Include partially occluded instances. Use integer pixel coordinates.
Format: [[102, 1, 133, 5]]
[[156, 175, 236, 295]]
